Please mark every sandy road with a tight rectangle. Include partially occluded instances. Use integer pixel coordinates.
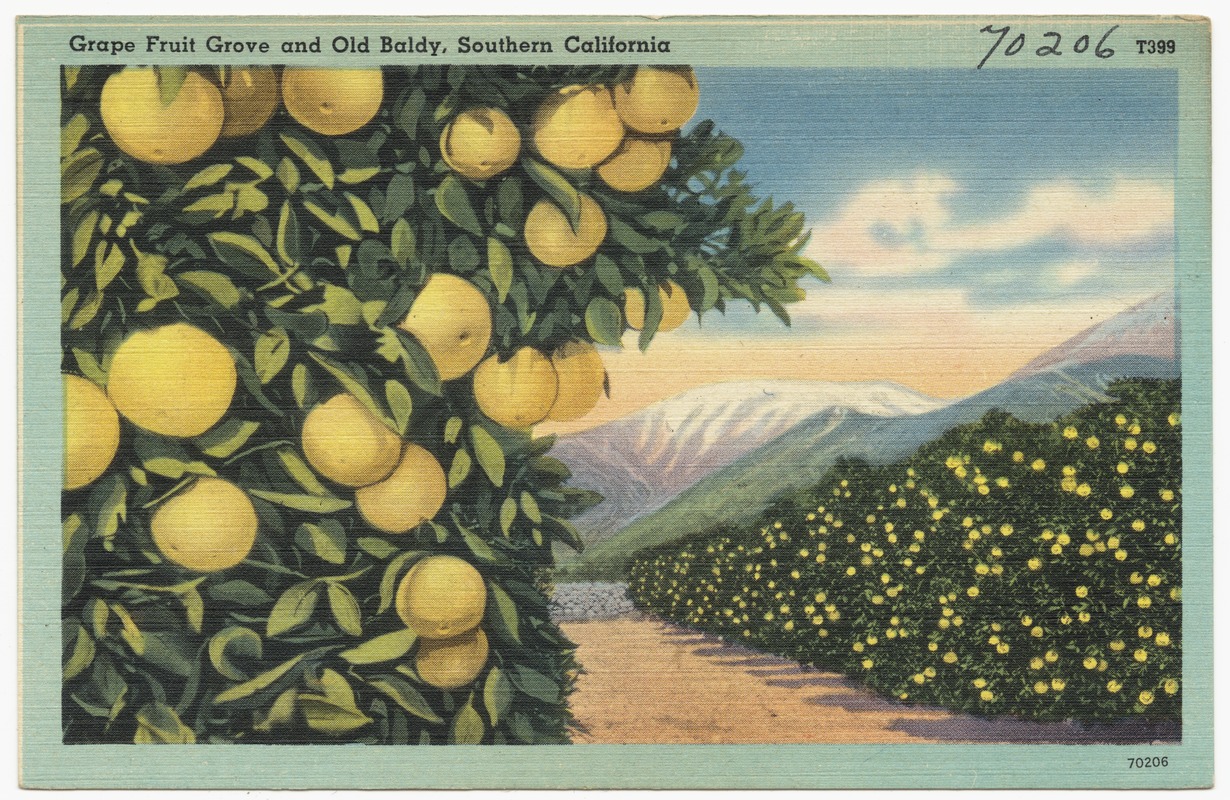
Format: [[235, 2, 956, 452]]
[[560, 615, 1175, 745]]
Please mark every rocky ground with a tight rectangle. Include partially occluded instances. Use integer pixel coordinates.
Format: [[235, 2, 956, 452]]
[[548, 581, 639, 622]]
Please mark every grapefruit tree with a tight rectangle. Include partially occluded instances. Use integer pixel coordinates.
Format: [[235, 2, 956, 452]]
[[60, 63, 826, 744]]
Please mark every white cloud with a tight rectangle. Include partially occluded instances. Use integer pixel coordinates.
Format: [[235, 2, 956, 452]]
[[806, 174, 1174, 276]]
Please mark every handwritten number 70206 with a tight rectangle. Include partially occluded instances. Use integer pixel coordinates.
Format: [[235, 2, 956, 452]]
[[977, 25, 1120, 69]]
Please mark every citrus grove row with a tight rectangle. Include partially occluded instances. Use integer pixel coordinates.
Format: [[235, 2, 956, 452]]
[[60, 64, 824, 743], [630, 379, 1182, 724]]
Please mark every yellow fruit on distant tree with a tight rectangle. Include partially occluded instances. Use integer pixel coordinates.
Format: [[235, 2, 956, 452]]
[[354, 444, 447, 534], [281, 67, 383, 136], [531, 84, 624, 170], [219, 66, 280, 138], [624, 280, 692, 332], [613, 66, 700, 134], [301, 394, 401, 487], [472, 348, 559, 428], [395, 554, 487, 639], [440, 107, 521, 180], [398, 274, 493, 381], [546, 341, 606, 423], [523, 195, 607, 268], [63, 374, 120, 492], [597, 137, 672, 192], [150, 477, 258, 572], [415, 628, 490, 690], [106, 323, 237, 438], [99, 67, 224, 165]]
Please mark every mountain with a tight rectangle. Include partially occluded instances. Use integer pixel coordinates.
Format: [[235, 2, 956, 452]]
[[554, 291, 1179, 578], [550, 380, 946, 553]]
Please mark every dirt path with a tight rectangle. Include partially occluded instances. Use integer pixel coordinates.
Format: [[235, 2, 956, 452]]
[[560, 615, 1173, 745]]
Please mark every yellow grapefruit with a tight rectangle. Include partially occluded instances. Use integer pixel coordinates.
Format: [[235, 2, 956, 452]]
[[624, 281, 692, 332], [150, 477, 258, 573], [63, 374, 121, 491], [546, 341, 606, 423], [301, 394, 401, 487], [415, 628, 489, 690], [281, 68, 383, 136], [219, 66, 280, 138], [99, 67, 224, 165], [472, 348, 559, 429], [395, 554, 487, 639], [523, 195, 607, 268], [441, 107, 521, 180], [613, 67, 700, 134], [597, 137, 672, 192], [106, 323, 236, 438], [531, 85, 624, 170], [398, 274, 493, 381], [354, 444, 447, 534]]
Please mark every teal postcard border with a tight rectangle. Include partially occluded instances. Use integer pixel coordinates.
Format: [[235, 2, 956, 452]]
[[17, 14, 1213, 789]]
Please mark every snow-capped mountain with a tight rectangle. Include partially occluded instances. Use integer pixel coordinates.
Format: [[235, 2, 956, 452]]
[[551, 380, 945, 547]]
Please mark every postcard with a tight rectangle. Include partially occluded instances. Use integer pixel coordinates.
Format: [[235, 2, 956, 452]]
[[16, 13, 1212, 789]]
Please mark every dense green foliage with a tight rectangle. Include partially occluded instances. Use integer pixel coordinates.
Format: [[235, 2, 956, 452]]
[[60, 64, 820, 744], [630, 380, 1182, 723]]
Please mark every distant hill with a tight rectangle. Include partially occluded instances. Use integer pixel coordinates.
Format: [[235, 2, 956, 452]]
[[554, 291, 1178, 578]]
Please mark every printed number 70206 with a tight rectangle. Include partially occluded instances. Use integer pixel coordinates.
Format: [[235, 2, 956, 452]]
[[977, 24, 1119, 69], [1128, 757, 1169, 769]]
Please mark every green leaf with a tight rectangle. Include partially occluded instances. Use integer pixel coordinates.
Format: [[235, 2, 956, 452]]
[[183, 163, 233, 192], [181, 587, 205, 633], [356, 537, 397, 559], [339, 166, 381, 184], [63, 625, 95, 682], [391, 330, 443, 397], [300, 697, 372, 734], [208, 626, 263, 681], [277, 447, 328, 495], [295, 521, 347, 565], [521, 158, 582, 231], [214, 653, 307, 703], [444, 416, 463, 444], [253, 689, 298, 732], [254, 327, 291, 384], [307, 353, 396, 432], [469, 426, 505, 486], [71, 348, 106, 386], [155, 66, 188, 106], [483, 666, 512, 727], [133, 702, 196, 744], [454, 517, 496, 563], [378, 550, 423, 614], [71, 210, 98, 267], [390, 218, 416, 268], [344, 192, 380, 234], [68, 290, 102, 330], [585, 297, 624, 346], [208, 230, 280, 275], [487, 237, 513, 302], [276, 157, 301, 194], [111, 603, 145, 656], [499, 497, 517, 537], [91, 473, 127, 542], [182, 191, 234, 217], [177, 270, 241, 308], [450, 697, 485, 744], [520, 491, 542, 524], [340, 628, 418, 665], [487, 583, 520, 644], [207, 579, 274, 607], [292, 363, 312, 409], [62, 147, 103, 204], [249, 489, 352, 514], [304, 200, 362, 241], [366, 674, 444, 723], [509, 665, 560, 704], [276, 200, 302, 268], [449, 449, 472, 489], [279, 133, 335, 189], [61, 113, 89, 159], [135, 436, 216, 479], [594, 254, 624, 296], [609, 217, 662, 254], [235, 155, 274, 180], [434, 174, 484, 236], [195, 418, 260, 459], [327, 583, 363, 636], [132, 243, 179, 312], [266, 581, 320, 638], [696, 264, 720, 312], [94, 241, 124, 292], [385, 380, 413, 435]]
